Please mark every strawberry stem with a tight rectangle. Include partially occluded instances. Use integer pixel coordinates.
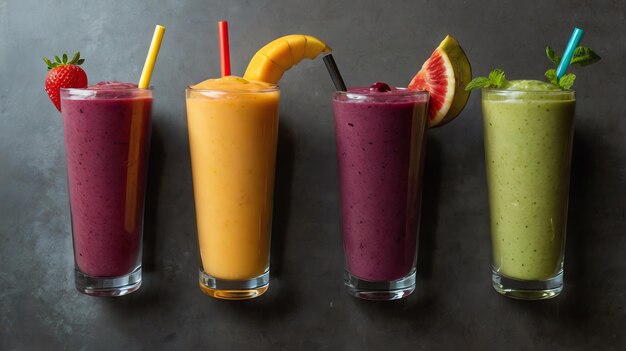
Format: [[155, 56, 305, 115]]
[[43, 51, 84, 71]]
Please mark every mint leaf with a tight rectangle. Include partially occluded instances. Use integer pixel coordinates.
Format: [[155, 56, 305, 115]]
[[558, 73, 576, 90], [546, 46, 560, 66], [488, 69, 506, 87], [545, 69, 575, 90], [544, 45, 600, 89], [544, 69, 558, 85], [465, 77, 491, 91], [465, 68, 508, 91], [570, 47, 601, 66]]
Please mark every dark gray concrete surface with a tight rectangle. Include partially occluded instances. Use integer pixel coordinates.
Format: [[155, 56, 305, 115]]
[[1, 0, 625, 349]]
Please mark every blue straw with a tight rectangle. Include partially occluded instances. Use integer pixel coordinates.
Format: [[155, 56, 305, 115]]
[[556, 27, 584, 79]]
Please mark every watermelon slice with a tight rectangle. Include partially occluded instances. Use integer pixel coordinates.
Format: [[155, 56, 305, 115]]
[[408, 35, 472, 127]]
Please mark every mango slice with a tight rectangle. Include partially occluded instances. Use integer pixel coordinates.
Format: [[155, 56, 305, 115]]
[[244, 34, 331, 84], [283, 35, 306, 65], [244, 54, 284, 86], [259, 39, 293, 70]]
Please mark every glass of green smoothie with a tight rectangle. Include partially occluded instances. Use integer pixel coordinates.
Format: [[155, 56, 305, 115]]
[[467, 29, 600, 299], [482, 81, 575, 299]]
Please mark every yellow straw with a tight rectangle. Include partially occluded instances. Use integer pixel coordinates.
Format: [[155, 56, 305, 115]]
[[138, 25, 166, 88]]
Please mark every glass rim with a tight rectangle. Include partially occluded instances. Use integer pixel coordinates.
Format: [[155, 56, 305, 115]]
[[186, 85, 279, 94], [333, 88, 429, 103], [333, 87, 428, 97], [482, 88, 575, 94], [61, 86, 153, 93], [60, 87, 153, 100]]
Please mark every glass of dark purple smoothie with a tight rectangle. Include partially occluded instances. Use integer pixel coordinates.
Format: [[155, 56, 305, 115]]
[[60, 82, 152, 296], [332, 84, 429, 300]]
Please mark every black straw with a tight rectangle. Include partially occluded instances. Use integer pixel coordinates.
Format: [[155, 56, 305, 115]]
[[323, 54, 347, 92]]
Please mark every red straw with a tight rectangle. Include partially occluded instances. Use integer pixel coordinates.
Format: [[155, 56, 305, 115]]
[[218, 21, 231, 77]]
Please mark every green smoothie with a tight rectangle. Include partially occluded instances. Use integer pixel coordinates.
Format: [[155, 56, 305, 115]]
[[482, 80, 575, 281]]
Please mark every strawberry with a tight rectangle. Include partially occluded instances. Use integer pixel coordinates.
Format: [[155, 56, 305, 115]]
[[43, 52, 88, 111]]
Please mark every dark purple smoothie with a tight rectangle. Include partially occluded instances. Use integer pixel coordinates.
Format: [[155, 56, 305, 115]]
[[333, 84, 428, 281], [60, 82, 152, 277]]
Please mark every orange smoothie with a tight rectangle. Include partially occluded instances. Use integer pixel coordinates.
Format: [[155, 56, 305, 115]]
[[186, 76, 279, 281]]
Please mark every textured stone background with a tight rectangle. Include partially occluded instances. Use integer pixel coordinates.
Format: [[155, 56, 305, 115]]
[[1, 0, 624, 349]]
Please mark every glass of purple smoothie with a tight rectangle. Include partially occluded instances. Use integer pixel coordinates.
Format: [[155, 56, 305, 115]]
[[60, 82, 152, 296], [332, 83, 429, 300]]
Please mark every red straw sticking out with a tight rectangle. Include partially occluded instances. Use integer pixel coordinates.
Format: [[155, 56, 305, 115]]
[[218, 21, 231, 77]]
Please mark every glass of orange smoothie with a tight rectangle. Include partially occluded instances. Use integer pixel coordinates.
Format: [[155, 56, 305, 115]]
[[185, 76, 280, 299]]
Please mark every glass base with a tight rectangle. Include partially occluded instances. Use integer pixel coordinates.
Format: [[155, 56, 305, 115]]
[[492, 269, 563, 300], [74, 266, 142, 297], [344, 268, 416, 301], [199, 269, 269, 300]]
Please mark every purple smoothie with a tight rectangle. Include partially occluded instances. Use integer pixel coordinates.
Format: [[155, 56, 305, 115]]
[[333, 85, 428, 281], [60, 82, 152, 277]]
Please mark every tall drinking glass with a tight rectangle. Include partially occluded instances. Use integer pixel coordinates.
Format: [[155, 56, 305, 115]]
[[60, 84, 152, 296], [332, 88, 429, 300], [186, 85, 279, 300], [482, 88, 575, 299]]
